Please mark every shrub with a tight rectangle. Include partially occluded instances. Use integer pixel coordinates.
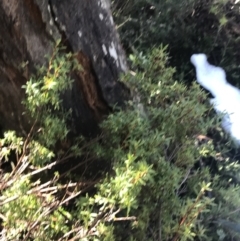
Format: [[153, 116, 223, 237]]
[[0, 43, 84, 240], [1, 43, 240, 241], [112, 0, 240, 86], [87, 46, 240, 240]]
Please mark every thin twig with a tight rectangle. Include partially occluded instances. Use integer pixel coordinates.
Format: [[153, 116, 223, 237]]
[[176, 168, 191, 195]]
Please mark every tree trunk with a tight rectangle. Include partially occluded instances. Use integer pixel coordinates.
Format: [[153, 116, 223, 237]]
[[0, 0, 128, 137]]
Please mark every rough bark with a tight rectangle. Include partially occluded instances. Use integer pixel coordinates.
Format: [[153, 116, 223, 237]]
[[0, 0, 128, 136]]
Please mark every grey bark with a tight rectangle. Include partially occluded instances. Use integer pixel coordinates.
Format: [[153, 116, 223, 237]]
[[0, 0, 128, 136]]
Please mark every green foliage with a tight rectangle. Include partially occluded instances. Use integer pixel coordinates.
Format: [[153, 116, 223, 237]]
[[84, 47, 217, 240], [22, 43, 78, 151], [0, 43, 81, 240], [83, 46, 240, 240], [112, 0, 240, 86], [2, 178, 70, 240], [1, 41, 240, 241]]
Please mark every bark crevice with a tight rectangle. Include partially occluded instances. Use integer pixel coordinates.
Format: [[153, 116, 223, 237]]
[[0, 0, 128, 136]]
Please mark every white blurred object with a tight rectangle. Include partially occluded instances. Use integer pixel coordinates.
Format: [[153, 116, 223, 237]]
[[190, 53, 240, 145]]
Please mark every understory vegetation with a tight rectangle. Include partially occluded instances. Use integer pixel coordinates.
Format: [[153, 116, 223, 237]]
[[1, 0, 240, 240], [112, 0, 240, 85]]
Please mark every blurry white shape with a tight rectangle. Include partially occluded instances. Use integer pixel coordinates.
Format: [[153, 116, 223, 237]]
[[191, 53, 240, 145]]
